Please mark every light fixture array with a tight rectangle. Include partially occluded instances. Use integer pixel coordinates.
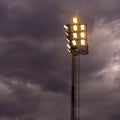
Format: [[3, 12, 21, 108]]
[[64, 17, 88, 55]]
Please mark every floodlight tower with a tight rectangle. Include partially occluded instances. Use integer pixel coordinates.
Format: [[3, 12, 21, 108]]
[[64, 17, 88, 120]]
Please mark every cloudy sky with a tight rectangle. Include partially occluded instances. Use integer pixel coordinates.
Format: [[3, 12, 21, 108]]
[[0, 0, 120, 120]]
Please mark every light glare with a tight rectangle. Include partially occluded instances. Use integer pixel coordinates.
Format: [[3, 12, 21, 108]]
[[73, 25, 78, 31], [66, 38, 69, 42], [64, 25, 68, 30], [73, 33, 77, 38], [81, 39, 86, 46], [73, 17, 78, 23], [81, 25, 85, 30], [72, 40, 77, 46], [65, 32, 69, 36], [81, 32, 85, 38], [67, 49, 71, 53], [66, 44, 71, 49]]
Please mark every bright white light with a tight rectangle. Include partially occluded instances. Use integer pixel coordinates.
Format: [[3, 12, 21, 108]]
[[81, 25, 85, 30], [81, 32, 85, 38], [72, 40, 77, 46], [81, 39, 86, 45], [64, 25, 68, 30], [73, 17, 78, 24], [73, 33, 77, 38], [65, 32, 69, 36], [67, 49, 71, 53], [66, 44, 71, 49], [73, 25, 78, 31], [66, 38, 69, 42]]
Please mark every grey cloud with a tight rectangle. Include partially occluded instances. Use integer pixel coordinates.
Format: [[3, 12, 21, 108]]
[[0, 0, 120, 120], [0, 0, 64, 39], [0, 77, 39, 119], [65, 0, 120, 32], [79, 19, 120, 120], [0, 36, 70, 95], [0, 76, 70, 120], [0, 0, 70, 119]]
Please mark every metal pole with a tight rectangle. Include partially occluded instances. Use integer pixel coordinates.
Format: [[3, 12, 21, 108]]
[[71, 53, 75, 120], [78, 56, 80, 120]]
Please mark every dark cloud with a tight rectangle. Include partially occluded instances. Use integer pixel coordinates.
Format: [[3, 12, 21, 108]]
[[0, 0, 64, 39], [0, 0, 120, 120], [65, 0, 120, 31]]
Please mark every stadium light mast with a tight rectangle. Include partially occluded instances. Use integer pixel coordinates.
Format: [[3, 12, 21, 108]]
[[64, 16, 88, 120]]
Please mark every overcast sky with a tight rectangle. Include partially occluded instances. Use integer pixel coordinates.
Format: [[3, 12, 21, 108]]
[[0, 0, 120, 120]]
